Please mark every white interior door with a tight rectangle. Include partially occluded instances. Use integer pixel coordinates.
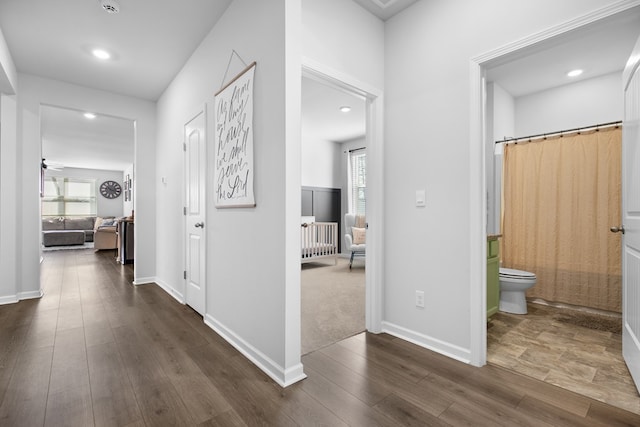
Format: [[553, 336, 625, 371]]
[[184, 109, 206, 316], [620, 35, 640, 394]]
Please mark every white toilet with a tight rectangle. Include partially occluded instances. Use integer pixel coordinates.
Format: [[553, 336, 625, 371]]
[[499, 268, 537, 314]]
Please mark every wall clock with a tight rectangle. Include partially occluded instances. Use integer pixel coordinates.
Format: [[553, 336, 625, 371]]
[[100, 180, 122, 199]]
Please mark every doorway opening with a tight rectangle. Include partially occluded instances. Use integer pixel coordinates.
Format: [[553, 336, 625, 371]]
[[300, 76, 367, 354], [472, 5, 640, 414], [40, 104, 135, 270], [300, 61, 384, 358]]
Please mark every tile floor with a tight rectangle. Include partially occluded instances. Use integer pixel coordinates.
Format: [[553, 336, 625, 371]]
[[487, 302, 640, 415]]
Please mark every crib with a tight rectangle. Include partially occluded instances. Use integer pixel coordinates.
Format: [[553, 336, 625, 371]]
[[301, 216, 338, 265]]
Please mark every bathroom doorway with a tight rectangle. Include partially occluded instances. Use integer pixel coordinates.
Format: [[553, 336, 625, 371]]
[[474, 6, 640, 414]]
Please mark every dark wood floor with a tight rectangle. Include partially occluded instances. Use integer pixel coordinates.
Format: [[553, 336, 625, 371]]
[[1, 249, 639, 426]]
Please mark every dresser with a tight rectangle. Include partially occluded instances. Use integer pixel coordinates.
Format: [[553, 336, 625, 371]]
[[116, 219, 134, 264]]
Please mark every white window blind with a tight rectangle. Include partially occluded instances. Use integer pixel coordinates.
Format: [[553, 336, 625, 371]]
[[42, 177, 97, 217], [350, 149, 366, 215]]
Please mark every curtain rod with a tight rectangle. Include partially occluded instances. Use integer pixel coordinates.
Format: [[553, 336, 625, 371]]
[[494, 120, 622, 145]]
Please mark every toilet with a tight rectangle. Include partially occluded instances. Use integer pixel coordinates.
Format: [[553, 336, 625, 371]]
[[499, 268, 537, 314]]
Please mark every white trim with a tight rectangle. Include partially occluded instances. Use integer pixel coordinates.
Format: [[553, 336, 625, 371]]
[[1, 289, 44, 306], [468, 0, 640, 368], [205, 314, 307, 387], [132, 276, 156, 285], [382, 321, 471, 364], [468, 61, 486, 367], [153, 278, 186, 304], [17, 289, 44, 301], [0, 295, 19, 305], [302, 58, 384, 334]]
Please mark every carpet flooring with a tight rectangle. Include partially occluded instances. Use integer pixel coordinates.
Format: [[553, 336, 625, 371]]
[[301, 257, 365, 355]]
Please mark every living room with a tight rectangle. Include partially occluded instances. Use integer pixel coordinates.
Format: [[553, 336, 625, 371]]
[[40, 104, 135, 255]]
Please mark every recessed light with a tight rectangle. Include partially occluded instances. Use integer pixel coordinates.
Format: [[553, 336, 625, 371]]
[[92, 49, 111, 60], [84, 112, 97, 119], [340, 106, 352, 113], [567, 69, 583, 77]]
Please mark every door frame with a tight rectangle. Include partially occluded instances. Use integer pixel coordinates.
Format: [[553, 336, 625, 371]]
[[469, 1, 640, 367], [183, 104, 207, 314], [302, 58, 384, 333]]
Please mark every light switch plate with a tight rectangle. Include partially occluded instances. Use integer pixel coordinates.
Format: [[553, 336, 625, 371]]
[[416, 190, 426, 207]]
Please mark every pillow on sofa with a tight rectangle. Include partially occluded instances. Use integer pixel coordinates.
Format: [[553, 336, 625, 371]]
[[352, 227, 366, 245], [101, 218, 117, 227], [94, 216, 116, 230], [42, 217, 64, 230], [65, 217, 94, 231]]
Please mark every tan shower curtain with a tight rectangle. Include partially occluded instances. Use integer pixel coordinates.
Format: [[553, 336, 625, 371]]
[[502, 126, 622, 312]]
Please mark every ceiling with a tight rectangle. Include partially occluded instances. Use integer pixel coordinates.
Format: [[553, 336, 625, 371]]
[[351, 0, 418, 21], [302, 77, 366, 143], [485, 8, 640, 97], [3, 1, 640, 167], [0, 0, 233, 101], [41, 105, 134, 172]]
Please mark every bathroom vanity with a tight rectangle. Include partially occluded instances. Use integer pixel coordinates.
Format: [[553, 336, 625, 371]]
[[487, 234, 501, 319]]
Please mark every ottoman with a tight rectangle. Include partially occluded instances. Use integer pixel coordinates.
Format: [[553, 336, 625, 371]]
[[42, 230, 85, 247]]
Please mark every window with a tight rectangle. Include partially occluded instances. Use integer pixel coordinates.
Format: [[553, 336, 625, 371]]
[[350, 149, 366, 215], [42, 177, 97, 217]]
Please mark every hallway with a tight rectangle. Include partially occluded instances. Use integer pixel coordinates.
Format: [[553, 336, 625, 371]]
[[1, 249, 640, 425]]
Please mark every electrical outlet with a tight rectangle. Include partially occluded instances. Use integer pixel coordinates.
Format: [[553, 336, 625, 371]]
[[415, 290, 425, 308]]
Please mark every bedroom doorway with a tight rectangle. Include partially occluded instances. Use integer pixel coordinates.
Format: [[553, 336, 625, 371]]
[[300, 75, 366, 354]]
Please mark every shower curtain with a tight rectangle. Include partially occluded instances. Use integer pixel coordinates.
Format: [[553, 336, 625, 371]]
[[502, 126, 622, 312]]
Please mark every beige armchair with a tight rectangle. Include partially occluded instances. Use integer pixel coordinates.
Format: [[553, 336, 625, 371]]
[[94, 217, 117, 250]]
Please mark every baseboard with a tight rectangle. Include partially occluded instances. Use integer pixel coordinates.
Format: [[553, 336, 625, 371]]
[[1, 288, 45, 306], [204, 314, 306, 387], [132, 276, 155, 285], [153, 278, 185, 304], [381, 321, 471, 364], [18, 289, 44, 301], [0, 295, 19, 305]]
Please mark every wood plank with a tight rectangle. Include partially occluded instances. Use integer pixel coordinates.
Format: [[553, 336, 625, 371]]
[[86, 342, 144, 427], [2, 249, 637, 426], [372, 393, 449, 426], [302, 348, 392, 406], [187, 343, 298, 426], [587, 400, 640, 427], [299, 365, 399, 426], [44, 383, 94, 427], [0, 347, 53, 427]]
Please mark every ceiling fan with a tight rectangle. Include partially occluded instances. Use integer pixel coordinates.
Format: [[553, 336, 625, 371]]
[[41, 158, 65, 171]]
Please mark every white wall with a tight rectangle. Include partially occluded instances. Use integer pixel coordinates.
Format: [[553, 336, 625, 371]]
[[10, 74, 156, 301], [486, 82, 515, 234], [301, 137, 341, 188], [384, 0, 621, 361], [0, 93, 18, 304], [123, 163, 134, 217], [155, 0, 303, 386], [0, 26, 17, 94], [302, 0, 384, 91], [44, 167, 125, 218], [515, 71, 623, 136]]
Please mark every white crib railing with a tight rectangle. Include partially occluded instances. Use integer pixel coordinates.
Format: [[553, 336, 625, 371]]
[[301, 221, 338, 265]]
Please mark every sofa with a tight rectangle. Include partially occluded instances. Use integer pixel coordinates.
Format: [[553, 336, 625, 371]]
[[42, 216, 119, 249], [42, 217, 96, 247]]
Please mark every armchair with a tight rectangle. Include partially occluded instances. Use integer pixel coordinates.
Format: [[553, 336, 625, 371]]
[[345, 213, 366, 269], [94, 217, 118, 250]]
